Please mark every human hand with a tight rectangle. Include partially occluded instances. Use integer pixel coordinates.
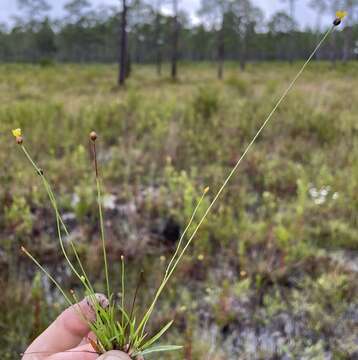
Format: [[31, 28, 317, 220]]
[[22, 294, 132, 360]]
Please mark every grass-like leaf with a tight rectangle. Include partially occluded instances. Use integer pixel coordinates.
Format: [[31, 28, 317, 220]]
[[133, 345, 183, 356], [140, 320, 174, 350]]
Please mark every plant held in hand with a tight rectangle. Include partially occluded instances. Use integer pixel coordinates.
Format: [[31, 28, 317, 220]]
[[15, 11, 346, 359]]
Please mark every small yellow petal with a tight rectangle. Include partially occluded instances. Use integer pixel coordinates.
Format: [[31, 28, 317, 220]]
[[336, 11, 348, 20], [12, 128, 22, 137], [204, 186, 210, 194]]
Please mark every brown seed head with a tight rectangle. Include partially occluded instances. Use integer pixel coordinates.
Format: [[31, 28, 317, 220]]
[[16, 136, 23, 145], [90, 131, 97, 141]]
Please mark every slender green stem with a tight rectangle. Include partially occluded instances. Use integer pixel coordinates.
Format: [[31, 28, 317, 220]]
[[121, 255, 125, 328], [21, 145, 95, 295], [20, 144, 111, 348], [45, 180, 95, 294], [96, 177, 110, 300], [91, 140, 110, 299], [129, 271, 143, 322], [137, 189, 208, 338], [165, 188, 208, 279], [21, 145, 80, 278], [135, 26, 335, 338], [44, 179, 93, 286], [22, 246, 107, 350], [20, 148, 111, 344], [21, 247, 72, 306]]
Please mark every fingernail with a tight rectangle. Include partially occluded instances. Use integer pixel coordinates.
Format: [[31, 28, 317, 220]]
[[85, 293, 109, 311]]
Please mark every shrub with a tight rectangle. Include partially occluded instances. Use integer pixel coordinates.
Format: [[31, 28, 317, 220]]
[[193, 86, 219, 119]]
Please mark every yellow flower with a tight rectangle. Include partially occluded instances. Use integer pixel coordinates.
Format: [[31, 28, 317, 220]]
[[197, 254, 204, 261], [12, 128, 22, 138], [336, 11, 348, 20]]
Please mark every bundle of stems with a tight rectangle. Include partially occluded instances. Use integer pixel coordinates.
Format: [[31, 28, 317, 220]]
[[16, 13, 345, 359]]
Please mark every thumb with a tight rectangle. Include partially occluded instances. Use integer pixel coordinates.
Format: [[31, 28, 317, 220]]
[[97, 350, 132, 360]]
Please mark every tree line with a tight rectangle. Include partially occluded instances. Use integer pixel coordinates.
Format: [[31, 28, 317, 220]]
[[0, 0, 357, 85]]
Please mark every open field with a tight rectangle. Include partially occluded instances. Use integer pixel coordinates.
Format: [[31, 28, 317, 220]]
[[0, 62, 358, 359]]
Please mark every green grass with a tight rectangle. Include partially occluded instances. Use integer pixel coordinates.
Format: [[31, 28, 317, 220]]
[[1, 61, 358, 359]]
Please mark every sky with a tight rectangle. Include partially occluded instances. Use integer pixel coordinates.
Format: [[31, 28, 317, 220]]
[[0, 0, 330, 29]]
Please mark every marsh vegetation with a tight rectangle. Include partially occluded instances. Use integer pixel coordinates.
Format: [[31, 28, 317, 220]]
[[1, 62, 357, 359]]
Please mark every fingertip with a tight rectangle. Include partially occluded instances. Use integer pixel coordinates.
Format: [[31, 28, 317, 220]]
[[59, 293, 109, 337], [97, 350, 132, 360]]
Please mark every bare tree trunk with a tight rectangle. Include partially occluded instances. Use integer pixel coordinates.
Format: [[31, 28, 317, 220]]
[[288, 0, 295, 64], [155, 2, 162, 76], [126, 53, 131, 78], [171, 0, 179, 80], [239, 34, 247, 71], [156, 43, 162, 76], [217, 22, 224, 79], [239, 53, 246, 71], [118, 0, 128, 86]]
